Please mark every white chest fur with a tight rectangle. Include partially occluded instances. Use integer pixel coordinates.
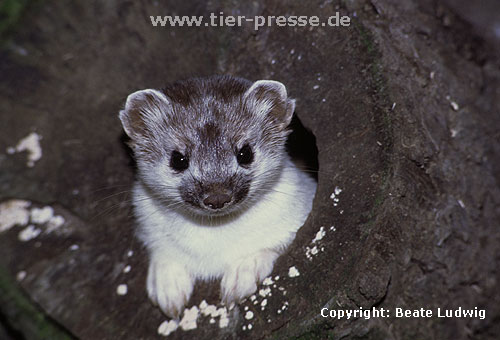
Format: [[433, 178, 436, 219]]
[[133, 157, 316, 318]]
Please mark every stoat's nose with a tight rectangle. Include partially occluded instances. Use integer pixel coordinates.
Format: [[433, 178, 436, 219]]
[[203, 193, 231, 210]]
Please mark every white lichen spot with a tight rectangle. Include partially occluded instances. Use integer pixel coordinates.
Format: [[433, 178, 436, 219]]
[[200, 302, 216, 317], [288, 266, 300, 278], [259, 287, 271, 297], [30, 206, 53, 224], [248, 324, 253, 330], [69, 244, 79, 251], [458, 199, 465, 209], [446, 95, 459, 111], [330, 187, 342, 206], [312, 226, 326, 243], [199, 300, 208, 310], [199, 300, 229, 328], [391, 102, 397, 110], [218, 307, 229, 328], [271, 59, 276, 64], [127, 250, 134, 257], [245, 311, 254, 320], [261, 299, 268, 308], [8, 132, 42, 167], [179, 306, 199, 330], [116, 284, 128, 295], [242, 325, 247, 331], [18, 225, 41, 241], [450, 129, 459, 137], [215, 307, 225, 317], [158, 320, 178, 336], [123, 265, 131, 273], [322, 98, 326, 102], [263, 277, 274, 286], [200, 300, 229, 328], [0, 199, 31, 232], [274, 275, 280, 281], [46, 215, 65, 233], [305, 246, 314, 260], [290, 49, 295, 54], [16, 271, 26, 281], [249, 295, 256, 301], [430, 71, 435, 79], [330, 225, 336, 231], [313, 84, 319, 90], [219, 316, 229, 328], [244, 305, 249, 311]]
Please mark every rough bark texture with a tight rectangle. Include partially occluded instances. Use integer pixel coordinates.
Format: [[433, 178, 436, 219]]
[[0, 0, 499, 339]]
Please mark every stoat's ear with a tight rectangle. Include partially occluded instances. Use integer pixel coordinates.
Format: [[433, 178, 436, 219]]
[[243, 80, 295, 129], [119, 89, 171, 139]]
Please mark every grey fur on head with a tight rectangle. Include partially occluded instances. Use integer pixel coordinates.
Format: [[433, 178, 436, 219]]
[[119, 75, 296, 217]]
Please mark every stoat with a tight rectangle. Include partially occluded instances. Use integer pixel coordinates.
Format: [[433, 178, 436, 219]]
[[119, 75, 316, 318]]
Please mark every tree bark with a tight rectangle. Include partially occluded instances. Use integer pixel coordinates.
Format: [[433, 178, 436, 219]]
[[0, 0, 499, 339]]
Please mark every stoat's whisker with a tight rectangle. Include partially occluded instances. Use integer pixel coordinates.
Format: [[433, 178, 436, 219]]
[[89, 184, 133, 194], [139, 201, 185, 225], [91, 194, 179, 221], [92, 190, 132, 204]]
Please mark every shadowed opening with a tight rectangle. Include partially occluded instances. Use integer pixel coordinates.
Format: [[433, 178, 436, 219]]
[[286, 114, 319, 181]]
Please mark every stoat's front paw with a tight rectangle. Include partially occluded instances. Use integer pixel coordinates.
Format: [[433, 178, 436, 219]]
[[221, 250, 279, 305], [147, 258, 193, 319]]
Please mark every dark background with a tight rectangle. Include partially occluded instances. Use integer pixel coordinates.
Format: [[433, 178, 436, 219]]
[[0, 0, 499, 339]]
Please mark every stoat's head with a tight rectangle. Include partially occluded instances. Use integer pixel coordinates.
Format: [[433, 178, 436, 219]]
[[119, 76, 295, 217]]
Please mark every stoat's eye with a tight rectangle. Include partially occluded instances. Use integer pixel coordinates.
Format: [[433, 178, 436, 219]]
[[170, 151, 189, 172], [236, 144, 254, 167]]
